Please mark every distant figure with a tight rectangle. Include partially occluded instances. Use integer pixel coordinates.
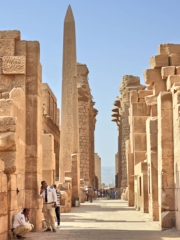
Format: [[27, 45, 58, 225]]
[[94, 189, 97, 199], [111, 190, 115, 199], [88, 186, 94, 203], [85, 187, 88, 201], [53, 184, 61, 226], [98, 190, 100, 199], [39, 180, 57, 232], [12, 208, 34, 239]]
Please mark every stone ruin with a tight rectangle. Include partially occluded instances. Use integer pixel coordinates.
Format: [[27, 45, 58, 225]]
[[0, 30, 43, 239], [0, 7, 98, 238], [112, 43, 180, 229]]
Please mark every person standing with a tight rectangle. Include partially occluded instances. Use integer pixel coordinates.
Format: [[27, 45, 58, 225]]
[[87, 186, 94, 203], [12, 208, 34, 239], [39, 180, 57, 232], [53, 184, 61, 226]]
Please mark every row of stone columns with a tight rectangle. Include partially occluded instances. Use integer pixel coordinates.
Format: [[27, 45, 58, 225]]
[[112, 43, 180, 229]]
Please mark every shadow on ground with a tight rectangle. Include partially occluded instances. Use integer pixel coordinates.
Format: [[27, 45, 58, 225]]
[[27, 228, 180, 240], [26, 200, 180, 239]]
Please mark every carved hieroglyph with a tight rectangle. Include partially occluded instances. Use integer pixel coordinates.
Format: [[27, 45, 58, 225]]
[[60, 5, 77, 181], [2, 56, 26, 74]]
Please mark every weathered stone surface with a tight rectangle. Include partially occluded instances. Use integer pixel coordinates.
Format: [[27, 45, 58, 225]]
[[0, 39, 15, 57], [0, 117, 16, 132], [149, 54, 169, 69], [0, 75, 25, 93], [145, 95, 157, 106], [2, 56, 26, 74], [42, 134, 55, 184], [157, 92, 174, 228], [133, 116, 148, 133], [138, 90, 153, 99], [167, 75, 180, 91], [161, 66, 175, 80], [131, 102, 150, 116], [169, 53, 180, 66], [0, 132, 15, 151], [15, 40, 26, 56], [0, 30, 20, 40], [176, 66, 180, 75], [134, 134, 146, 151], [158, 44, 180, 55], [153, 80, 166, 95], [130, 90, 138, 103], [42, 83, 60, 180], [144, 69, 162, 85]]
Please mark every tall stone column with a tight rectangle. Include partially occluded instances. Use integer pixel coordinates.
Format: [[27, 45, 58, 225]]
[[158, 92, 175, 228], [119, 76, 145, 193], [89, 104, 97, 186], [25, 41, 43, 230], [60, 6, 80, 199]]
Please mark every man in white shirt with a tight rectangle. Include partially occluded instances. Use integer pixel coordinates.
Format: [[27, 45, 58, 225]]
[[39, 180, 57, 232], [12, 208, 34, 239]]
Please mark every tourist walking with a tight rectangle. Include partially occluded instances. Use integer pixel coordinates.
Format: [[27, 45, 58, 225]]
[[12, 208, 34, 239], [53, 184, 61, 226], [39, 180, 57, 232]]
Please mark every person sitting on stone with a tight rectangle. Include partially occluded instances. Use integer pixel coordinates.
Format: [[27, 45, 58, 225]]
[[12, 208, 34, 239]]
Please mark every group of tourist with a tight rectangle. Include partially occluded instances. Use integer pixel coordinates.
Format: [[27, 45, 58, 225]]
[[11, 181, 61, 239], [96, 189, 118, 199]]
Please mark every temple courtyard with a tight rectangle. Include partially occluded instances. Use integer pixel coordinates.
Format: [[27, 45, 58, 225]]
[[26, 199, 180, 240]]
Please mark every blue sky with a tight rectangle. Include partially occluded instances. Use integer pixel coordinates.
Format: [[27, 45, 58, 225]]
[[1, 0, 180, 170]]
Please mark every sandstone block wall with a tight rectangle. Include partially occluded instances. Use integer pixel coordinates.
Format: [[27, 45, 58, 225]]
[[112, 43, 180, 229], [112, 75, 145, 194], [0, 160, 8, 240], [42, 134, 55, 185], [0, 30, 43, 238], [42, 83, 60, 181], [25, 41, 43, 231], [77, 63, 98, 187]]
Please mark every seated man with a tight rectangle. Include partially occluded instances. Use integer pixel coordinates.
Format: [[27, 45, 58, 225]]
[[12, 208, 34, 239]]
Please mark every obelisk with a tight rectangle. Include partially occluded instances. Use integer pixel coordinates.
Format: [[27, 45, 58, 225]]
[[60, 5, 79, 191]]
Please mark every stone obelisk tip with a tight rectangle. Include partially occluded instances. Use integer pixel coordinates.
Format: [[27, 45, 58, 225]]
[[64, 5, 74, 22]]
